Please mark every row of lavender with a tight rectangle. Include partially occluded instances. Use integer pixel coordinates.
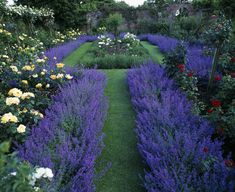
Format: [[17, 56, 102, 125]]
[[19, 70, 108, 192], [139, 34, 213, 77], [128, 62, 234, 191], [45, 35, 97, 67]]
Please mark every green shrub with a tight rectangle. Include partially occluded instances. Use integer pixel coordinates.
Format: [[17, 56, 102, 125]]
[[78, 54, 147, 69]]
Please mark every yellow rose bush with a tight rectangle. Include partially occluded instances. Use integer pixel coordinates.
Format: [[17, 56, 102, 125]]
[[0, 22, 76, 147]]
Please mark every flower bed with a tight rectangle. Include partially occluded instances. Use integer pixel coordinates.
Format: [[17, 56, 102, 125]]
[[139, 34, 213, 77], [128, 62, 234, 191], [45, 35, 97, 67], [76, 33, 149, 69], [139, 34, 180, 53], [19, 70, 108, 191]]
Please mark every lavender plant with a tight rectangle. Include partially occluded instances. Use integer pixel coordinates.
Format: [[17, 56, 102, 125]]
[[45, 35, 97, 67], [19, 70, 108, 192], [128, 62, 234, 192]]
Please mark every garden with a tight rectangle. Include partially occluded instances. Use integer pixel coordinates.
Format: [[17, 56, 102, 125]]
[[0, 0, 235, 191]]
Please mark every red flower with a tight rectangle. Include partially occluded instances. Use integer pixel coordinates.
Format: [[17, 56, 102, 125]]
[[211, 99, 221, 107], [231, 58, 235, 63], [177, 64, 185, 72], [217, 127, 224, 135], [177, 64, 185, 69], [187, 72, 193, 77], [214, 75, 221, 81], [203, 147, 209, 153], [224, 159, 235, 167], [231, 72, 235, 78], [207, 108, 213, 113]]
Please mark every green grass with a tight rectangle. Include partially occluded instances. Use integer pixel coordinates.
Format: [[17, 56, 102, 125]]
[[61, 41, 165, 191], [62, 42, 93, 66], [141, 41, 164, 63], [95, 69, 144, 192]]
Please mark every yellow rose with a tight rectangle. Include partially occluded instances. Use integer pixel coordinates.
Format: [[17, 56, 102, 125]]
[[32, 74, 38, 78], [41, 71, 46, 76], [10, 115, 18, 123], [22, 65, 33, 71], [21, 92, 35, 100], [56, 63, 64, 68], [1, 113, 11, 124], [50, 75, 57, 80], [22, 80, 28, 85], [17, 124, 26, 133], [1, 113, 18, 124], [10, 66, 18, 72], [8, 88, 22, 97], [36, 83, 43, 89], [6, 97, 20, 106], [56, 73, 64, 79], [39, 113, 44, 118], [65, 74, 73, 80], [36, 59, 45, 64]]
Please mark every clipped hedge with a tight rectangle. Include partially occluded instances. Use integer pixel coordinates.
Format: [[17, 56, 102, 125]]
[[128, 62, 234, 192], [19, 70, 108, 192]]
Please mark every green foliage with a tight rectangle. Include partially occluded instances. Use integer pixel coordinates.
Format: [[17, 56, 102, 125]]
[[204, 14, 233, 90], [218, 0, 235, 18], [0, 141, 38, 192], [137, 19, 170, 35], [164, 44, 186, 77], [83, 54, 147, 69], [15, 0, 93, 29], [105, 13, 124, 37]]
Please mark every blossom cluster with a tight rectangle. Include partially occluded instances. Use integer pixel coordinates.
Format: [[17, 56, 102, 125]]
[[3, 4, 54, 22], [0, 22, 77, 145], [123, 32, 140, 45], [20, 70, 108, 191], [128, 62, 234, 191], [51, 29, 83, 45], [97, 34, 114, 48]]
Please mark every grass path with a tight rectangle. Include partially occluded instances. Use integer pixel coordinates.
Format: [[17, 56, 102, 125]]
[[61, 41, 164, 191], [62, 42, 93, 66], [141, 41, 164, 63], [95, 69, 144, 192]]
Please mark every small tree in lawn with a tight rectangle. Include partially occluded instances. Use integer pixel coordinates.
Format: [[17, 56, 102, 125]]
[[105, 13, 124, 38]]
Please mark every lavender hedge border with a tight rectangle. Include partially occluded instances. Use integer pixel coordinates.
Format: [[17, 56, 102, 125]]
[[45, 35, 97, 67], [128, 62, 234, 191], [139, 34, 213, 77], [19, 70, 108, 192]]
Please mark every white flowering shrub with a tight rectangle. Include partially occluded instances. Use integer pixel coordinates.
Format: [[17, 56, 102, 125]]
[[123, 32, 140, 46], [2, 4, 54, 23], [97, 35, 114, 48]]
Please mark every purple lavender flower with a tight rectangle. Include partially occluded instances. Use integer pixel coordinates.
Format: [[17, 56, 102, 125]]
[[45, 35, 97, 67], [19, 70, 108, 192], [128, 61, 234, 192]]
